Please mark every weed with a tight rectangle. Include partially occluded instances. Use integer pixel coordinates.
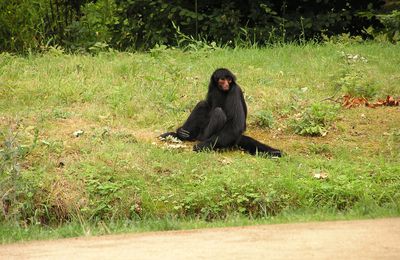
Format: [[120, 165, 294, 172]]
[[322, 33, 364, 45], [174, 178, 290, 220], [385, 129, 400, 158], [254, 110, 275, 129], [308, 143, 332, 156], [53, 109, 72, 119], [335, 69, 377, 99], [172, 21, 220, 52], [0, 125, 38, 221], [291, 103, 339, 136]]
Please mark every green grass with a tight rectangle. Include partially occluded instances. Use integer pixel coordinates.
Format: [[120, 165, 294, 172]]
[[2, 207, 399, 244], [1, 42, 400, 243]]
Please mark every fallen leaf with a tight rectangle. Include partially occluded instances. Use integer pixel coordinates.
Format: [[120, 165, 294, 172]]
[[218, 157, 233, 165], [342, 95, 400, 109]]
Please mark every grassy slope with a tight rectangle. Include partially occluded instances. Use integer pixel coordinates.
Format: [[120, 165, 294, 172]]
[[0, 42, 400, 243]]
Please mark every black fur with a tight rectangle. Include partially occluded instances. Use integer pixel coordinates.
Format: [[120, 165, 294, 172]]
[[160, 68, 282, 157]]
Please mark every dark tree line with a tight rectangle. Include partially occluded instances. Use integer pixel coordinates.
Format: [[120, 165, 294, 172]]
[[0, 0, 397, 52]]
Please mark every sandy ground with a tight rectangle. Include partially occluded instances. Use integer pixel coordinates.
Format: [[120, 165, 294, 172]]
[[1, 218, 400, 259]]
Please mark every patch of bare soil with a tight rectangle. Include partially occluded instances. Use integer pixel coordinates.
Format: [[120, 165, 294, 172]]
[[1, 218, 400, 259], [248, 106, 400, 156]]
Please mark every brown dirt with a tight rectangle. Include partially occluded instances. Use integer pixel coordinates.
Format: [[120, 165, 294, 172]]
[[2, 218, 400, 259], [248, 106, 400, 155]]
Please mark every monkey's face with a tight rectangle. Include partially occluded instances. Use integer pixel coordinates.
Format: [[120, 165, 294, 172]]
[[218, 77, 232, 92]]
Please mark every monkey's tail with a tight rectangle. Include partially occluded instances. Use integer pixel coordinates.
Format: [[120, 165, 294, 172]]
[[237, 135, 282, 157]]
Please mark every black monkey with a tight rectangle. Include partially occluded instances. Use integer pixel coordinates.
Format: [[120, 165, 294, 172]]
[[160, 68, 282, 157]]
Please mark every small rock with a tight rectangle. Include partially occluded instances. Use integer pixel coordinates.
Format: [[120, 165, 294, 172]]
[[58, 161, 65, 168], [313, 170, 328, 180], [73, 130, 84, 137]]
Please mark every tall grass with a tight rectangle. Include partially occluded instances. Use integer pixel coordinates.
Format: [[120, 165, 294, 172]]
[[1, 42, 400, 243]]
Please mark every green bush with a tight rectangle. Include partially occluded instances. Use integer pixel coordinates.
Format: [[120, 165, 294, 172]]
[[377, 10, 400, 43], [0, 0, 388, 52], [0, 0, 49, 52], [65, 0, 118, 52]]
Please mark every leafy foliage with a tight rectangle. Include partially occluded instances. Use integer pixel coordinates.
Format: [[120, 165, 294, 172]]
[[65, 0, 118, 52], [336, 69, 377, 99], [0, 0, 390, 52], [0, 0, 48, 52], [255, 110, 275, 129], [376, 10, 400, 42], [174, 179, 290, 220], [292, 103, 339, 136], [0, 126, 39, 223]]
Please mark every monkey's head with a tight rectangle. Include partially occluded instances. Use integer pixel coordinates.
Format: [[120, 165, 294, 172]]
[[210, 68, 236, 92]]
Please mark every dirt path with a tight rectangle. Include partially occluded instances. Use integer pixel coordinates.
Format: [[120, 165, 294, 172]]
[[2, 218, 400, 259]]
